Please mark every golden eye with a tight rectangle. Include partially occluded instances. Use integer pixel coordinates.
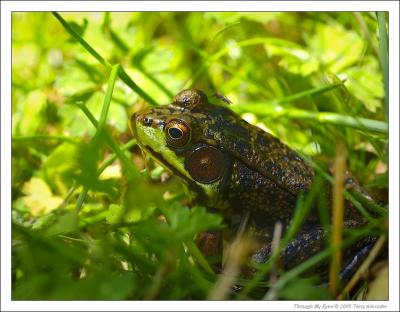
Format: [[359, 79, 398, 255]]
[[165, 119, 191, 148]]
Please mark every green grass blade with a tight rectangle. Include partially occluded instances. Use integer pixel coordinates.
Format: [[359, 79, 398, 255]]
[[12, 135, 79, 145], [184, 240, 215, 275], [117, 66, 159, 106], [376, 12, 388, 120], [138, 67, 174, 99], [76, 103, 139, 180], [52, 12, 110, 67], [52, 12, 158, 107], [232, 105, 388, 133], [275, 82, 344, 105], [75, 187, 88, 212], [97, 139, 137, 175], [97, 64, 120, 134]]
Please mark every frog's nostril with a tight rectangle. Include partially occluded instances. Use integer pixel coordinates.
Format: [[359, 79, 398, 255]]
[[133, 114, 152, 126]]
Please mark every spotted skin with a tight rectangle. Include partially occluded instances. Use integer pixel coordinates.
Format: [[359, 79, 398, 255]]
[[131, 89, 376, 280]]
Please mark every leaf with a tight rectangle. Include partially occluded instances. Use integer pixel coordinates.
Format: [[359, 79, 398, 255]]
[[307, 23, 364, 73], [31, 212, 57, 230], [16, 90, 47, 136], [265, 44, 319, 76], [43, 211, 79, 236], [43, 142, 80, 194], [345, 56, 384, 112], [54, 62, 97, 96], [161, 203, 223, 241], [120, 178, 175, 223], [21, 177, 63, 216], [106, 203, 145, 224], [43, 140, 116, 196]]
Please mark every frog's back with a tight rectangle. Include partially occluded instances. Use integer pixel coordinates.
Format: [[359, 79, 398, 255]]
[[202, 104, 315, 197]]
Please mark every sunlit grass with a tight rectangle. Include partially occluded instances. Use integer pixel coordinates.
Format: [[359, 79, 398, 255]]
[[11, 11, 388, 300]]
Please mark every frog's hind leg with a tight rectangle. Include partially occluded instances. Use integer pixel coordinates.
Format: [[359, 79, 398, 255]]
[[339, 243, 375, 283]]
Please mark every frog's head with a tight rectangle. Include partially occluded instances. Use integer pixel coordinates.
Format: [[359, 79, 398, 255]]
[[130, 89, 231, 207]]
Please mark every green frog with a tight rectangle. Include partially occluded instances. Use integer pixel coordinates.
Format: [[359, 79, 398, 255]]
[[130, 89, 376, 281]]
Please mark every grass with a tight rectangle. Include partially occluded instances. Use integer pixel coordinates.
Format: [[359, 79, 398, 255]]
[[376, 12, 388, 120], [11, 11, 388, 300], [52, 12, 159, 107]]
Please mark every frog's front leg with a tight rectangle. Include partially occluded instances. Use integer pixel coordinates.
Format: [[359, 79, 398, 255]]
[[195, 230, 223, 272]]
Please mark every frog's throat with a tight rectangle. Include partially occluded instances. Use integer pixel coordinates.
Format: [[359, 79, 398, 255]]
[[138, 143, 207, 203]]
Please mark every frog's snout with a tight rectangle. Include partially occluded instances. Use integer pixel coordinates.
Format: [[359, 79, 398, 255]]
[[130, 110, 159, 138]]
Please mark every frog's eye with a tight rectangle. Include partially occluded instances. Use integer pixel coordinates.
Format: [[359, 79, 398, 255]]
[[165, 119, 191, 148], [185, 145, 226, 184], [174, 89, 208, 108]]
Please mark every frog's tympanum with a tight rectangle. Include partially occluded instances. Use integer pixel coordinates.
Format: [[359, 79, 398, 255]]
[[130, 89, 376, 281]]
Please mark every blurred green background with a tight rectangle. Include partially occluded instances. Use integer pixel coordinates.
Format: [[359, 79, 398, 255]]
[[11, 12, 388, 300]]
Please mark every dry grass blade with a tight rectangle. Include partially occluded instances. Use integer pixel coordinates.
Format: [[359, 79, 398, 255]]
[[263, 221, 283, 300], [329, 141, 347, 296], [144, 250, 177, 300], [208, 233, 254, 300]]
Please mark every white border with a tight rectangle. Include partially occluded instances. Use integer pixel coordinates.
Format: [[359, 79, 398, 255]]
[[1, 1, 399, 311]]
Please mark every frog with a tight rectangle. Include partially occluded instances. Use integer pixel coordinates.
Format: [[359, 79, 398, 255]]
[[130, 89, 377, 282]]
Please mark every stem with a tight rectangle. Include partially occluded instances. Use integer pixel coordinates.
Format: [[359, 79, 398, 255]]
[[232, 105, 388, 133], [376, 12, 388, 121], [329, 142, 347, 296]]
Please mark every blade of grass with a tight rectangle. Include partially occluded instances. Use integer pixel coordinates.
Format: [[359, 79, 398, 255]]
[[76, 103, 139, 180], [102, 12, 129, 53], [184, 240, 215, 275], [138, 67, 174, 99], [302, 155, 385, 220], [75, 187, 88, 212], [354, 13, 379, 58], [329, 141, 347, 296], [262, 222, 283, 300], [52, 12, 158, 107], [376, 12, 388, 121], [211, 37, 304, 62], [12, 135, 79, 145], [211, 21, 242, 42], [52, 12, 110, 67], [96, 64, 119, 135], [302, 156, 374, 221], [75, 64, 119, 211], [274, 82, 344, 105], [349, 189, 387, 216], [208, 234, 254, 300], [117, 66, 159, 106], [97, 139, 137, 175], [232, 105, 388, 134]]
